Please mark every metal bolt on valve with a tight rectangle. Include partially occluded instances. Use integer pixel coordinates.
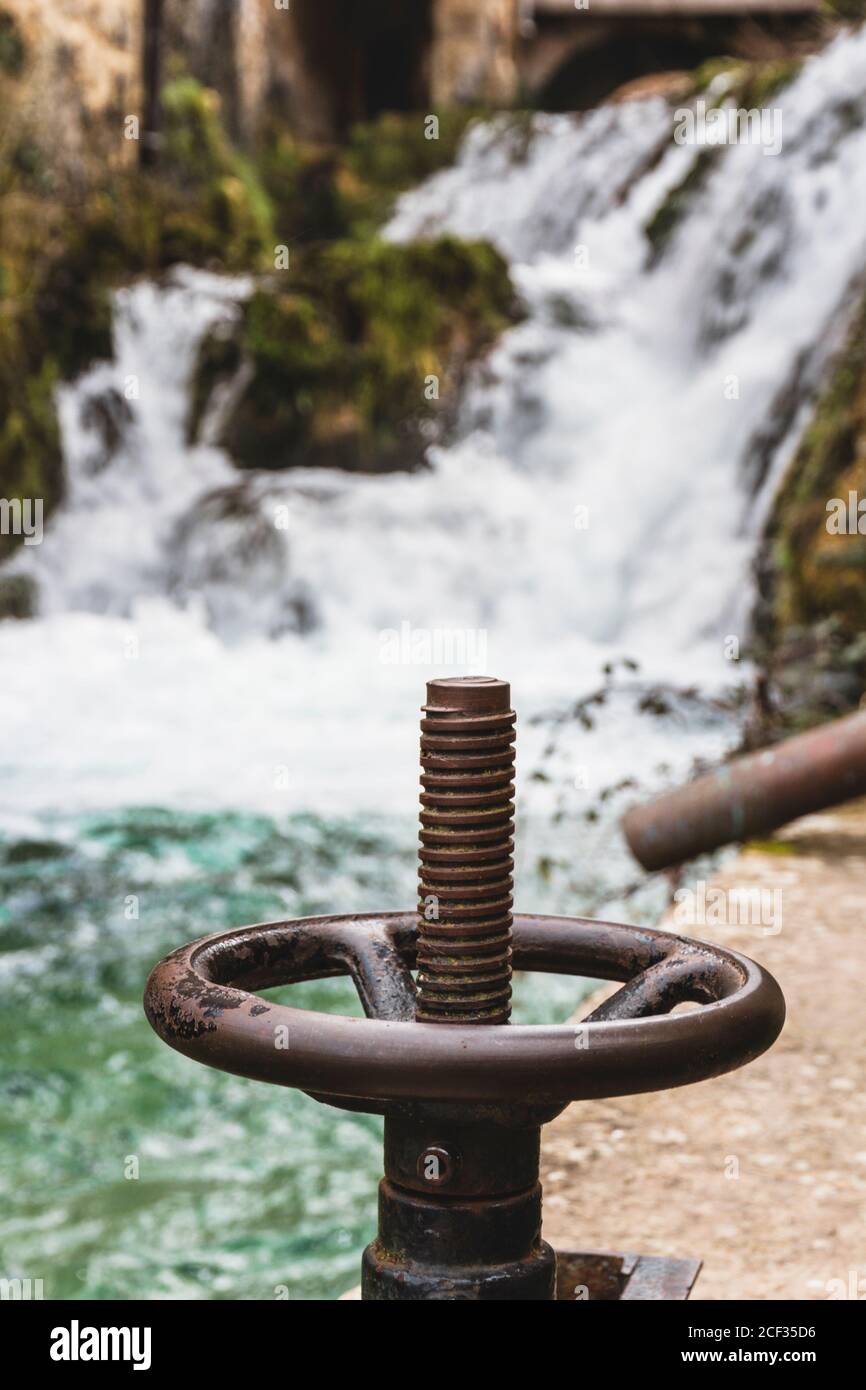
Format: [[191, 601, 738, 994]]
[[144, 676, 785, 1301]]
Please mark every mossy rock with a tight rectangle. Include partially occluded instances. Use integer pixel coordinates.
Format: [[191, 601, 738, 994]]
[[186, 325, 244, 445], [157, 77, 274, 264], [193, 236, 519, 472], [345, 110, 478, 189], [257, 109, 482, 246], [767, 287, 866, 632], [739, 59, 803, 111], [645, 56, 802, 264], [209, 171, 273, 267], [0, 573, 37, 620], [0, 79, 488, 559], [0, 80, 282, 563], [645, 148, 720, 263], [0, 360, 63, 564], [31, 214, 118, 378], [793, 451, 866, 627], [339, 110, 482, 236], [755, 286, 866, 724], [161, 77, 237, 187], [259, 137, 352, 245]]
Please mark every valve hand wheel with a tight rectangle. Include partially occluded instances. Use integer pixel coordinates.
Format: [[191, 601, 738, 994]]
[[144, 909, 783, 1105], [144, 677, 784, 1301]]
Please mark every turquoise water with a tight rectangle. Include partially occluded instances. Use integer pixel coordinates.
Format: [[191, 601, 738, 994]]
[[0, 808, 602, 1300]]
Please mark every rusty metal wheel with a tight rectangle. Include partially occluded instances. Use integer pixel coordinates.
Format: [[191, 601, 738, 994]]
[[144, 910, 784, 1106]]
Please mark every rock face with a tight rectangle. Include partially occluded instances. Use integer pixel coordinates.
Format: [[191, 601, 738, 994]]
[[163, 0, 272, 143], [2, 1, 521, 156], [0, 572, 37, 620], [1, 1, 142, 179], [188, 236, 520, 474], [165, 481, 314, 640], [207, 1, 518, 142], [431, 0, 518, 107]]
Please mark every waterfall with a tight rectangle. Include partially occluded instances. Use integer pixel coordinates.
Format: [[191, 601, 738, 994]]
[[4, 28, 866, 821]]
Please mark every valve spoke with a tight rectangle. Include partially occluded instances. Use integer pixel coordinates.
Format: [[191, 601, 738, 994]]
[[584, 948, 742, 1023], [341, 920, 417, 1021]]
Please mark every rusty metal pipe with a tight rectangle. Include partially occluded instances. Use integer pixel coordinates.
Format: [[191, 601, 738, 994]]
[[622, 709, 866, 872]]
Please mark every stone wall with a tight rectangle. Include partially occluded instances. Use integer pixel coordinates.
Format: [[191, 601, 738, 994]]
[[431, 0, 519, 106], [162, 0, 273, 143], [1, 0, 142, 179], [0, 1, 523, 168]]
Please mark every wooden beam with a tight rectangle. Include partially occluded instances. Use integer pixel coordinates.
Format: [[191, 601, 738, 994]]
[[532, 0, 819, 14]]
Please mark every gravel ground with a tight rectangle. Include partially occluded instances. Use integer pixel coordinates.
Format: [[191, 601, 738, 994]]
[[541, 801, 866, 1301]]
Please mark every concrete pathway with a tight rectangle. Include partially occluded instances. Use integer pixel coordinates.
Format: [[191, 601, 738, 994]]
[[541, 801, 866, 1300]]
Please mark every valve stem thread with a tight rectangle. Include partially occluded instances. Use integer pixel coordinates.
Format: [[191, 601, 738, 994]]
[[416, 677, 515, 1025]]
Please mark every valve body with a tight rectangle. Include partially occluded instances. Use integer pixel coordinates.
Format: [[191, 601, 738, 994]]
[[143, 675, 785, 1301], [362, 1113, 556, 1300]]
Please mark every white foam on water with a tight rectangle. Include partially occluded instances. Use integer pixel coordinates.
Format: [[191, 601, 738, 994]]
[[4, 30, 866, 821]]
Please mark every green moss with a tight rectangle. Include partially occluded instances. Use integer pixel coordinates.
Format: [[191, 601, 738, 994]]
[[256, 109, 482, 245], [692, 58, 747, 95], [0, 77, 501, 557], [159, 77, 274, 267], [0, 573, 37, 620], [769, 288, 866, 618], [646, 56, 802, 264], [645, 149, 720, 262], [345, 110, 477, 187], [339, 110, 481, 235], [822, 0, 866, 17], [740, 59, 803, 111], [744, 838, 799, 856], [209, 168, 273, 267], [691, 55, 801, 107], [161, 77, 236, 185], [31, 205, 118, 376], [755, 287, 866, 726], [0, 360, 62, 565], [259, 138, 352, 245], [0, 125, 278, 503], [213, 289, 343, 463], [0, 84, 507, 493], [196, 236, 519, 472]]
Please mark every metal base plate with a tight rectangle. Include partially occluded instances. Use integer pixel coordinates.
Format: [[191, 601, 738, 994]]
[[555, 1249, 701, 1301], [342, 1249, 701, 1300]]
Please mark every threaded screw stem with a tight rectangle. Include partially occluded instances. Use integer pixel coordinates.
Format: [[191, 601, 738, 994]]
[[416, 676, 515, 1025]]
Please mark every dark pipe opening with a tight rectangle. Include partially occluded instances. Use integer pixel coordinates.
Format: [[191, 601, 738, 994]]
[[532, 15, 820, 113], [292, 0, 433, 139]]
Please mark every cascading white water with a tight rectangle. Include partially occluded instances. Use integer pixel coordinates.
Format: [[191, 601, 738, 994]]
[[4, 28, 866, 822], [7, 34, 866, 1305], [18, 271, 248, 618]]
